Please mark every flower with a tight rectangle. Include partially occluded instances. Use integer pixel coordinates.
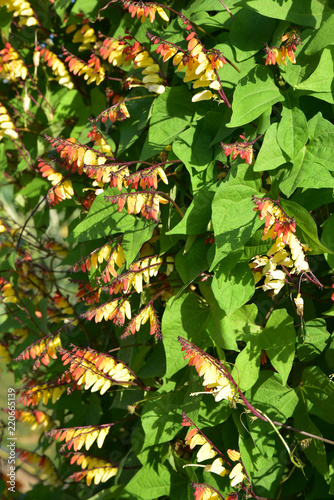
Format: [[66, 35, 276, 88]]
[[229, 462, 245, 487]]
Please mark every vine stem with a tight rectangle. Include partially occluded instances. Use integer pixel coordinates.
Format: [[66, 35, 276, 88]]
[[236, 389, 334, 446], [156, 191, 184, 219], [217, 0, 235, 19]]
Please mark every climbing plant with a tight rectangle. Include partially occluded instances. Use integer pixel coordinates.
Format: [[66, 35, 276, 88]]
[[0, 1, 334, 499]]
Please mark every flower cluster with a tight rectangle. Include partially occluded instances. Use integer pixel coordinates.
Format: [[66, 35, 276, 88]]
[[66, 22, 97, 51], [182, 414, 246, 492], [250, 197, 311, 295], [59, 345, 136, 393], [17, 450, 60, 486], [0, 343, 11, 363], [94, 99, 130, 124], [122, 302, 161, 339], [0, 103, 19, 141], [14, 333, 62, 367], [38, 160, 75, 205], [104, 255, 162, 292], [18, 380, 67, 407], [0, 279, 18, 303], [133, 50, 165, 94], [70, 240, 125, 277], [192, 482, 224, 500], [15, 409, 52, 431], [221, 135, 256, 165], [84, 297, 132, 325], [0, 43, 27, 81], [38, 48, 74, 89], [67, 452, 118, 486], [48, 293, 77, 325], [2, 0, 38, 27], [105, 191, 169, 221], [121, 0, 169, 23], [265, 29, 301, 66], [64, 49, 105, 85], [178, 337, 236, 404], [47, 424, 111, 451], [148, 24, 227, 102]]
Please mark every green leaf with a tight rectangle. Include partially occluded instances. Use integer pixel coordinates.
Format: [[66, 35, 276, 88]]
[[277, 102, 308, 160], [253, 123, 288, 172], [123, 463, 180, 499], [141, 87, 193, 160], [0, 7, 12, 38], [281, 198, 333, 254], [301, 366, 334, 424], [167, 186, 215, 236], [211, 179, 261, 269], [259, 309, 296, 386], [228, 66, 284, 128], [322, 213, 334, 269], [175, 237, 208, 284], [306, 112, 334, 172], [305, 15, 334, 55], [232, 341, 261, 391], [162, 293, 211, 380], [141, 380, 200, 448], [117, 95, 153, 155], [212, 262, 255, 316], [248, 371, 299, 421], [294, 400, 329, 479], [121, 222, 155, 264], [199, 281, 239, 350], [172, 112, 220, 171], [297, 319, 330, 362], [279, 150, 334, 197], [295, 48, 334, 95], [229, 9, 277, 61], [245, 0, 332, 28]]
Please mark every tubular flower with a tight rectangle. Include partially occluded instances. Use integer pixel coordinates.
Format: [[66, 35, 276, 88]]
[[1, 0, 38, 26], [1, 280, 18, 303], [0, 103, 19, 140], [47, 423, 112, 452], [17, 450, 60, 486], [66, 22, 97, 51], [0, 343, 11, 363], [99, 38, 129, 67], [38, 48, 74, 89], [229, 462, 246, 488], [64, 50, 105, 85], [105, 191, 168, 222], [121, 1, 169, 23], [122, 303, 161, 339], [38, 160, 75, 205], [0, 43, 27, 81], [58, 346, 135, 394], [221, 134, 255, 165], [179, 337, 236, 404], [15, 409, 52, 431], [15, 334, 61, 367], [94, 97, 130, 124], [67, 453, 118, 486], [252, 197, 310, 273], [191, 482, 224, 500], [265, 29, 301, 66], [18, 381, 67, 407]]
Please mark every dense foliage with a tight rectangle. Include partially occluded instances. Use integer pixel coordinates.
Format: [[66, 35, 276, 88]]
[[1, 1, 334, 499]]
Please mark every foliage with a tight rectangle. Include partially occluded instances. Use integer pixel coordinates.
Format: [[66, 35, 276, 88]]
[[0, 1, 334, 499]]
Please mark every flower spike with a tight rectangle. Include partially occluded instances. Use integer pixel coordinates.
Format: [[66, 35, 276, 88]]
[[178, 337, 236, 404]]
